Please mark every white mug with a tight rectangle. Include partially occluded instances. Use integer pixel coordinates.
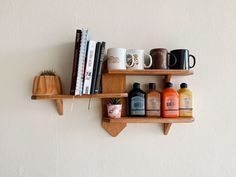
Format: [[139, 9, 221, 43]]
[[107, 48, 134, 70], [126, 49, 152, 70]]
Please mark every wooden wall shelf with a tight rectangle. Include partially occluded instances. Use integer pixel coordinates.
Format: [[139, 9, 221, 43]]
[[31, 69, 194, 136], [102, 117, 194, 136], [101, 69, 194, 136], [107, 69, 193, 76], [31, 93, 128, 116], [31, 93, 128, 100], [104, 117, 194, 123]]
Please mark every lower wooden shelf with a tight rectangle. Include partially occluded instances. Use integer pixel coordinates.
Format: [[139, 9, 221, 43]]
[[102, 117, 194, 136], [104, 117, 194, 123]]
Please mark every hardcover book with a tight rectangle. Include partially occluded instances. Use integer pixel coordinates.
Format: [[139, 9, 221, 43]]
[[90, 42, 101, 94], [70, 29, 82, 95], [75, 29, 89, 95], [82, 40, 97, 94], [94, 42, 106, 93]]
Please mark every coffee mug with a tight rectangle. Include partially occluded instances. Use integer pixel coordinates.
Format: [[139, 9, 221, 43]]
[[150, 48, 177, 69], [169, 49, 196, 70], [107, 48, 135, 70], [126, 49, 152, 70]]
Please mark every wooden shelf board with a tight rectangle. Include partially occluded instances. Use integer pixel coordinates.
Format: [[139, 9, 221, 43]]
[[31, 93, 128, 100], [104, 117, 194, 123], [106, 69, 193, 76]]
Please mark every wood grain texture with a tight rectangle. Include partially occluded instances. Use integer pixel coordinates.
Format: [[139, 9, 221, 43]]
[[102, 74, 127, 117], [107, 69, 193, 76], [164, 75, 172, 83], [56, 99, 63, 116], [31, 93, 128, 100], [104, 117, 194, 123], [163, 123, 172, 135], [101, 74, 127, 136], [102, 121, 126, 137], [32, 76, 62, 95]]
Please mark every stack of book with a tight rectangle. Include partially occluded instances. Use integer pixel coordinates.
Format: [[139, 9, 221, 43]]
[[70, 29, 106, 95]]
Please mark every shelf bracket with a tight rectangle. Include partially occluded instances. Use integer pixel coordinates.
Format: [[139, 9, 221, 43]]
[[55, 99, 63, 116], [164, 75, 172, 83], [163, 123, 172, 135], [102, 121, 127, 137]]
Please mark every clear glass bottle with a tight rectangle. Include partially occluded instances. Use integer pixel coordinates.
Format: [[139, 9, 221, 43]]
[[128, 82, 146, 117], [146, 83, 161, 117]]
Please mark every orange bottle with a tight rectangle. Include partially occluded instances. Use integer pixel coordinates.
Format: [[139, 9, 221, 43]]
[[162, 82, 179, 118]]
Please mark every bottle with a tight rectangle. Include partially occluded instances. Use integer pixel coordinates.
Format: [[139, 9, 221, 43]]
[[146, 83, 161, 117], [162, 82, 179, 118], [178, 83, 193, 117], [128, 82, 146, 117]]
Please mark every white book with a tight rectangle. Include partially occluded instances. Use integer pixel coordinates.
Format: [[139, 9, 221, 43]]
[[83, 40, 97, 94], [75, 29, 89, 95]]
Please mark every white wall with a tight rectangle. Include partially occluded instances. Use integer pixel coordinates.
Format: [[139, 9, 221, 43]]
[[0, 0, 235, 177]]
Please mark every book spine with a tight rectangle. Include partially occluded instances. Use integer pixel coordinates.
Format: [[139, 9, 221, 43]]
[[82, 40, 97, 95], [70, 29, 82, 95], [94, 42, 106, 93], [90, 42, 101, 94], [75, 29, 89, 95]]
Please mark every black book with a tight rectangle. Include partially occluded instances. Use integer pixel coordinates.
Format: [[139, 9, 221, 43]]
[[70, 29, 82, 95], [90, 42, 101, 94], [94, 42, 106, 93]]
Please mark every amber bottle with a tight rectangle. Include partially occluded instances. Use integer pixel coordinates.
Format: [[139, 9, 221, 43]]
[[146, 83, 161, 117], [162, 82, 179, 118]]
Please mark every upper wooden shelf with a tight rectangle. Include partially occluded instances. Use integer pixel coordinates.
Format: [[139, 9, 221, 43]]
[[31, 93, 128, 100], [106, 69, 193, 76], [104, 117, 194, 123]]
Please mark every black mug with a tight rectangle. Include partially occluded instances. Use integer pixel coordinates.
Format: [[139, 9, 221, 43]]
[[169, 49, 196, 70]]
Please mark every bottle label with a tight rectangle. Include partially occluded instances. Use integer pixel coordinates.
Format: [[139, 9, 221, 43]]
[[147, 96, 160, 116], [131, 96, 145, 115], [179, 96, 192, 116], [164, 96, 178, 116]]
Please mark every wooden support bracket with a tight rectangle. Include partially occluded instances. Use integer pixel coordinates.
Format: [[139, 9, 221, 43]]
[[163, 123, 172, 135], [56, 99, 63, 116], [102, 121, 127, 137], [164, 75, 172, 83]]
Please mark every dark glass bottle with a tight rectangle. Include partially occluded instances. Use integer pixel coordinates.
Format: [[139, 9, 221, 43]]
[[128, 82, 146, 117]]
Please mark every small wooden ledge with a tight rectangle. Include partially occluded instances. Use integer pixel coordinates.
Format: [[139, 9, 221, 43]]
[[31, 93, 128, 100], [31, 93, 128, 116]]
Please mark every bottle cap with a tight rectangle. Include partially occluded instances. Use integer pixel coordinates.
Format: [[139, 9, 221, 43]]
[[180, 83, 188, 88], [133, 82, 140, 89], [165, 82, 173, 88], [149, 83, 156, 90]]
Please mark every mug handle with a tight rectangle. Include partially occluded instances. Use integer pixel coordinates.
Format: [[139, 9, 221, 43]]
[[126, 54, 135, 68], [167, 53, 177, 67], [189, 54, 196, 68], [144, 54, 152, 68]]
